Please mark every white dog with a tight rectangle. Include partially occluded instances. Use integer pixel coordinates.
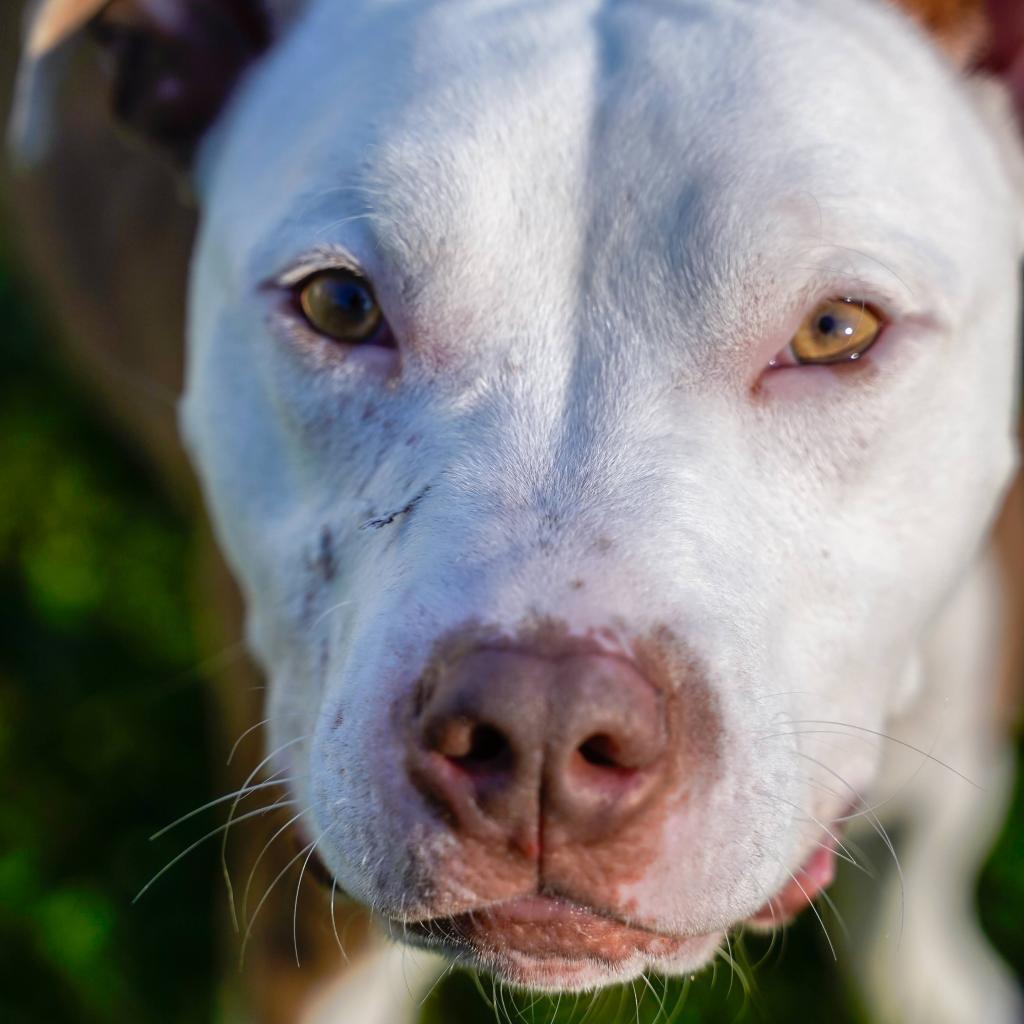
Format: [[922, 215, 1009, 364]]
[[12, 1, 1024, 1022]]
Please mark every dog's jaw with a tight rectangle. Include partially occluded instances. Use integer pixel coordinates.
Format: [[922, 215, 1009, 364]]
[[179, 0, 1024, 990]]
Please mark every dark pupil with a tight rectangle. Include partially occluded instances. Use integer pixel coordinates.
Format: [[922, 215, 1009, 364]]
[[817, 314, 837, 336], [323, 278, 372, 321], [307, 273, 379, 338]]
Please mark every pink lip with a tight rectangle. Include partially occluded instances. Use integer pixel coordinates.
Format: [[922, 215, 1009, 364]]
[[407, 895, 702, 964], [748, 841, 837, 926], [493, 896, 597, 924], [399, 840, 838, 989]]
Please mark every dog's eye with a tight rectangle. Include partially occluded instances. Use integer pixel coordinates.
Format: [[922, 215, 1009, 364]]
[[772, 299, 883, 368], [296, 270, 384, 344]]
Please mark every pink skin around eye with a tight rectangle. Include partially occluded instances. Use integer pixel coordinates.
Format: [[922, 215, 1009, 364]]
[[754, 356, 880, 401], [767, 344, 870, 371]]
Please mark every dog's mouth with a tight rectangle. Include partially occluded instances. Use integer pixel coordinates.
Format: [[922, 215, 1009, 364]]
[[407, 896, 697, 960], [395, 835, 840, 985], [402, 895, 718, 988]]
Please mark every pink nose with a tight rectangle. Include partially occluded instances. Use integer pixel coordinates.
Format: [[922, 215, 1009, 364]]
[[407, 649, 674, 852]]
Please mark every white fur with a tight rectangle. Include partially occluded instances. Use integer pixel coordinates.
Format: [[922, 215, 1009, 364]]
[[858, 549, 1021, 1023], [163, 0, 1022, 1018], [300, 941, 445, 1024]]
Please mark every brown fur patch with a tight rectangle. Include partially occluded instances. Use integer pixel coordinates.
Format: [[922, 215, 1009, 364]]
[[888, 0, 988, 63]]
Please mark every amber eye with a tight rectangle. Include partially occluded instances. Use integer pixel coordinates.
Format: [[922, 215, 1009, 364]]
[[297, 270, 384, 343], [785, 298, 883, 366]]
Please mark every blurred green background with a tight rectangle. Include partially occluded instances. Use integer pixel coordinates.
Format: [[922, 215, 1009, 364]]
[[1, 223, 1023, 1024]]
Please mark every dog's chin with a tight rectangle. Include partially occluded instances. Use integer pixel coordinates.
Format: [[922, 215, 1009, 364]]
[[399, 896, 723, 992]]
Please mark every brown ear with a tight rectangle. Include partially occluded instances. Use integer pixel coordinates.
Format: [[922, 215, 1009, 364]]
[[890, 1, 1024, 118], [12, 0, 273, 166], [888, 0, 988, 63], [978, 1, 1024, 113]]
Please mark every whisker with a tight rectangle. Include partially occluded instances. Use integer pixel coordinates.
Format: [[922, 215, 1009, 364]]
[[150, 772, 290, 840], [750, 787, 868, 875], [722, 930, 737, 998], [816, 886, 851, 944], [293, 834, 327, 967], [417, 952, 460, 1010], [240, 837, 316, 969], [133, 797, 296, 903], [241, 806, 312, 921], [798, 751, 905, 944], [550, 987, 563, 1022], [746, 910, 782, 971], [640, 970, 669, 1022], [329, 879, 350, 963], [665, 974, 690, 1024], [469, 969, 495, 1012], [787, 869, 836, 960], [718, 941, 752, 1003], [222, 733, 310, 931], [227, 718, 271, 766], [771, 721, 979, 788]]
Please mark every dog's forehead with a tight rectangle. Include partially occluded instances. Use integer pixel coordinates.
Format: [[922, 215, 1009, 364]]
[[199, 0, 1006, 346]]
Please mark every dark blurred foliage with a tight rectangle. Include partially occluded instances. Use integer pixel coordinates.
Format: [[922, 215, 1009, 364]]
[[0, 231, 219, 1023], [0, 226, 1022, 1024]]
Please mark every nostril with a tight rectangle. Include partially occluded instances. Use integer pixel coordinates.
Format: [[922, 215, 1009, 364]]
[[460, 724, 508, 766], [578, 733, 622, 769], [431, 720, 512, 773]]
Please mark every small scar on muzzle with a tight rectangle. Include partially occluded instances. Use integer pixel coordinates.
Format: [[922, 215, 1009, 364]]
[[359, 486, 430, 531]]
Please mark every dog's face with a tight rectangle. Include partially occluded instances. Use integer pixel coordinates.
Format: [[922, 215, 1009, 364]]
[[174, 0, 1024, 990]]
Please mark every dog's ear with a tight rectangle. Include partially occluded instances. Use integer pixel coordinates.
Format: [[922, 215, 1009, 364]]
[[977, 1, 1024, 117], [891, 1, 1024, 118], [10, 0, 276, 166]]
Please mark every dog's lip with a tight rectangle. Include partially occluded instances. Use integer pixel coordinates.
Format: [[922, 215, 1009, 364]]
[[474, 895, 669, 935], [404, 895, 704, 964], [747, 838, 838, 926]]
